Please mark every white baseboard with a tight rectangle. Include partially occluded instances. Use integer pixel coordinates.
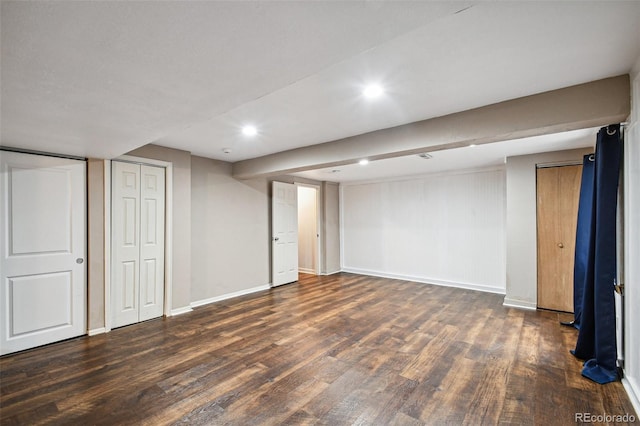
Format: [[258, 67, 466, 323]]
[[170, 306, 193, 317], [321, 269, 342, 276], [622, 377, 640, 418], [298, 268, 316, 275], [88, 327, 107, 336], [341, 267, 505, 295], [502, 297, 537, 310], [190, 284, 271, 308]]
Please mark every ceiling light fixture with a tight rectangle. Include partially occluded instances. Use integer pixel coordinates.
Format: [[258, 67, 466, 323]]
[[242, 125, 257, 137], [417, 153, 433, 159], [363, 84, 384, 99], [359, 159, 369, 165], [469, 144, 477, 148]]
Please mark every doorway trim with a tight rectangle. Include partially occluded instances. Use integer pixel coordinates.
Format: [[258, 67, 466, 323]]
[[104, 155, 173, 332], [296, 183, 322, 275]]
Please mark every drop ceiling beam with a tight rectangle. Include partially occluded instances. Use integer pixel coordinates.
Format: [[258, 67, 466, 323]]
[[232, 75, 630, 179]]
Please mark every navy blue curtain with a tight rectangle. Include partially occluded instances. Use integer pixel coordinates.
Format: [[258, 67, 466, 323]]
[[569, 154, 595, 329], [571, 124, 622, 384]]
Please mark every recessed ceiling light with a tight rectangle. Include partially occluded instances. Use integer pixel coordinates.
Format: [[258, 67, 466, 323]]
[[363, 84, 384, 99], [469, 144, 477, 148], [242, 125, 257, 137], [359, 159, 369, 165]]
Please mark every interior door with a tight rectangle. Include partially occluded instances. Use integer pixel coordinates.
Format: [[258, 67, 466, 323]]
[[139, 165, 165, 321], [112, 161, 141, 328], [112, 161, 165, 328], [272, 181, 298, 286], [0, 151, 86, 355], [536, 164, 582, 312]]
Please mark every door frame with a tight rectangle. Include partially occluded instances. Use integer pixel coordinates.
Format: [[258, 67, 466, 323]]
[[296, 183, 322, 275], [104, 155, 173, 332]]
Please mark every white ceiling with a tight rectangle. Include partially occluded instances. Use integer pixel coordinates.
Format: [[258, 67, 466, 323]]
[[1, 1, 639, 180]]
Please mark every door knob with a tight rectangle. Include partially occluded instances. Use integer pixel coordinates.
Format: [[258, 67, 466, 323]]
[[274, 237, 279, 242], [557, 243, 564, 248], [76, 258, 84, 264]]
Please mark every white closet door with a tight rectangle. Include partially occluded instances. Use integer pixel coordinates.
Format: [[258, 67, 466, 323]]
[[112, 161, 142, 328], [272, 181, 298, 286], [139, 165, 165, 321], [112, 161, 165, 328], [0, 151, 86, 355]]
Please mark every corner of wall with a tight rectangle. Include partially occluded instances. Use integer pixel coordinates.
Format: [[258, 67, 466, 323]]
[[502, 297, 537, 311], [632, 56, 640, 79], [86, 158, 106, 331], [321, 181, 341, 274]]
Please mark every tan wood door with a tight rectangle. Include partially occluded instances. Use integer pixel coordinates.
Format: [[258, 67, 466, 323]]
[[536, 164, 582, 312]]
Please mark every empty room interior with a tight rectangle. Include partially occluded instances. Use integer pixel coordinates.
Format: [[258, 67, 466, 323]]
[[1, 1, 640, 424]]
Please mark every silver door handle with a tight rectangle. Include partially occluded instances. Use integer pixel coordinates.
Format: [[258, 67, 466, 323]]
[[274, 237, 279, 241], [76, 258, 84, 264]]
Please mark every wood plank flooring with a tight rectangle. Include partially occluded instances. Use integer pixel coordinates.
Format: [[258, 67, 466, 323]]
[[1, 273, 636, 425]]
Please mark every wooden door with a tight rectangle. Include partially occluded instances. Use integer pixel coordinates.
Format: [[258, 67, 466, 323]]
[[272, 181, 298, 286], [536, 164, 582, 312], [112, 161, 165, 328], [0, 151, 86, 355]]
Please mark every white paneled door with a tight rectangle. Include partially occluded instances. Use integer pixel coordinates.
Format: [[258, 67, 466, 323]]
[[112, 161, 165, 328], [0, 151, 86, 355], [272, 181, 298, 286]]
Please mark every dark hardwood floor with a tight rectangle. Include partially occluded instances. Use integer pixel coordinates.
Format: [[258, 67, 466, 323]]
[[1, 273, 636, 425]]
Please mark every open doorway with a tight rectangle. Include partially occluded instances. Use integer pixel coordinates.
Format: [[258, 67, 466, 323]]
[[297, 185, 320, 275]]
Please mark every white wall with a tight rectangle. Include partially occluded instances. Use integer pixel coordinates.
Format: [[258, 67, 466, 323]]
[[341, 168, 506, 293], [297, 185, 318, 274], [190, 156, 270, 305], [622, 58, 640, 414], [504, 148, 592, 309]]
